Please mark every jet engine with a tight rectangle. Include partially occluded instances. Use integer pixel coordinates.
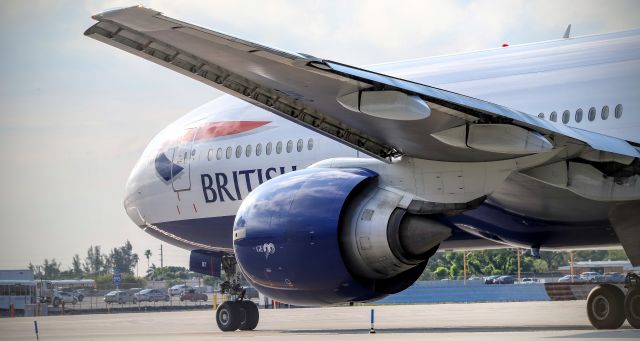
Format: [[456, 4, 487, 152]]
[[232, 167, 452, 305]]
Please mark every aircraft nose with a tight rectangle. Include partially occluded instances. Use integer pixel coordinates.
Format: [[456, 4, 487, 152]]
[[123, 167, 147, 227]]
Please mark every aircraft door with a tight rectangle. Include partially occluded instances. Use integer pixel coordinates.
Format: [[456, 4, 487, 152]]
[[171, 127, 197, 191]]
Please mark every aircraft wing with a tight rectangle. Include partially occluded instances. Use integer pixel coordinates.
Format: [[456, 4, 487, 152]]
[[85, 6, 640, 162]]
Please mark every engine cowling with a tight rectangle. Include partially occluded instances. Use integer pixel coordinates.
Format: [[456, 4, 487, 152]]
[[233, 167, 451, 305]]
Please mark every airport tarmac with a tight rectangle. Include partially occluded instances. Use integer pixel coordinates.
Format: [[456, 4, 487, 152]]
[[1, 300, 638, 340]]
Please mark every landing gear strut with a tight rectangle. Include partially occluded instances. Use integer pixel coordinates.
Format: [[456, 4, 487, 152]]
[[586, 272, 639, 329], [215, 255, 259, 332]]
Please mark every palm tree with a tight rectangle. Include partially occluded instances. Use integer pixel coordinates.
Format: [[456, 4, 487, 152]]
[[144, 249, 152, 271], [132, 253, 140, 277]]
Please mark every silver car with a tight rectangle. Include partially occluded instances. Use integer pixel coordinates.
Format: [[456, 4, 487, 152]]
[[104, 290, 137, 304], [134, 289, 169, 302]]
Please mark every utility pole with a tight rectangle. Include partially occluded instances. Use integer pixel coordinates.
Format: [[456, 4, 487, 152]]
[[463, 252, 467, 285], [160, 244, 164, 268]]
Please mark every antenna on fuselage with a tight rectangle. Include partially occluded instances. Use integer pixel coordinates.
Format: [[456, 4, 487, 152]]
[[563, 24, 572, 39]]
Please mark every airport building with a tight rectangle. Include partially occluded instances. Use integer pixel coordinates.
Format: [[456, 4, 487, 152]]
[[0, 269, 36, 312]]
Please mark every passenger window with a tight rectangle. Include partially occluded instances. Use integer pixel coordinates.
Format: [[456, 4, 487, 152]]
[[575, 109, 583, 123], [550, 111, 557, 122], [307, 138, 314, 150], [297, 139, 303, 152], [207, 149, 213, 161], [216, 148, 223, 160], [286, 140, 293, 153], [266, 142, 272, 155], [276, 141, 283, 154], [601, 106, 609, 120], [245, 145, 252, 157], [615, 104, 623, 119], [538, 113, 545, 119], [256, 143, 262, 156], [562, 110, 570, 124], [235, 146, 242, 158], [226, 147, 232, 159], [588, 107, 596, 121]]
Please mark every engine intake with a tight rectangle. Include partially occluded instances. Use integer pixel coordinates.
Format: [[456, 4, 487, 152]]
[[233, 167, 451, 305]]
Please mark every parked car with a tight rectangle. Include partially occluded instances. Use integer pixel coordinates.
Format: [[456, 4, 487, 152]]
[[135, 289, 170, 302], [180, 289, 208, 302], [468, 276, 482, 281], [52, 290, 77, 307], [603, 272, 626, 283], [495, 275, 515, 284], [484, 275, 501, 284], [580, 272, 601, 282], [58, 287, 85, 302], [104, 290, 137, 304], [128, 288, 143, 295], [75, 288, 98, 299], [169, 284, 194, 296], [520, 278, 540, 284], [558, 275, 585, 283]]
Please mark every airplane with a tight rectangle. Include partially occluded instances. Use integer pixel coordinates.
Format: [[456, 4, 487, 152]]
[[84, 6, 640, 332]]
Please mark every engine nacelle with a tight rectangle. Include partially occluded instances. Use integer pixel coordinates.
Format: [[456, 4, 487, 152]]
[[233, 167, 451, 305]]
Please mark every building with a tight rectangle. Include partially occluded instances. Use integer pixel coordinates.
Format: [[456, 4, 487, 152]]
[[558, 260, 640, 274]]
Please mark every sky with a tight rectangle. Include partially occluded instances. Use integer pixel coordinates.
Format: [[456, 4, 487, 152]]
[[1, 0, 639, 271]]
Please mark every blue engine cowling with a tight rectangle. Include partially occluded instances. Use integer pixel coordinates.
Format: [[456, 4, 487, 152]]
[[232, 167, 436, 305]]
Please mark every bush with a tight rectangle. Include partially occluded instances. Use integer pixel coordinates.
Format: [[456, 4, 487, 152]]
[[95, 273, 146, 290]]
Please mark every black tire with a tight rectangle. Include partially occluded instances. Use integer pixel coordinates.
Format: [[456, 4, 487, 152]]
[[216, 301, 241, 332], [53, 298, 60, 307], [587, 284, 626, 329], [118, 298, 124, 304], [238, 301, 259, 331], [77, 295, 84, 302], [625, 287, 640, 329], [133, 298, 138, 304]]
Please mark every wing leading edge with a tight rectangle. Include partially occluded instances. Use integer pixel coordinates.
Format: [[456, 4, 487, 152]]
[[85, 6, 640, 162]]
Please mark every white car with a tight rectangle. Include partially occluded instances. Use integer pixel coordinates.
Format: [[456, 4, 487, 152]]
[[169, 284, 194, 296], [52, 291, 77, 307], [580, 272, 601, 282]]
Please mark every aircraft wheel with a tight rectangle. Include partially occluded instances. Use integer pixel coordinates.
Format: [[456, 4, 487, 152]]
[[587, 284, 625, 329], [216, 301, 241, 331], [625, 287, 640, 329], [238, 301, 259, 331]]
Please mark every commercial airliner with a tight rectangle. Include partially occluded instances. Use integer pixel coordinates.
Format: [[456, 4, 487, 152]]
[[85, 6, 640, 331]]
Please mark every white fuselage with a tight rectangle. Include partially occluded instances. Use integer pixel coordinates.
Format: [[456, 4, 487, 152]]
[[124, 29, 639, 252]]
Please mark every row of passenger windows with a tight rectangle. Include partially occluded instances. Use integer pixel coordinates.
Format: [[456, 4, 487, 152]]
[[207, 138, 314, 161], [538, 104, 623, 124]]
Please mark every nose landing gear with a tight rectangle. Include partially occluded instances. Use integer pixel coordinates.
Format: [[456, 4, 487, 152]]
[[586, 272, 640, 329], [215, 255, 260, 332]]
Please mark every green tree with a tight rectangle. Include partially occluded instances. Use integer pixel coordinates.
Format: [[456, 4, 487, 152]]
[[144, 249, 152, 271], [434, 266, 449, 279], [83, 245, 107, 276], [72, 254, 83, 275], [107, 240, 138, 274]]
